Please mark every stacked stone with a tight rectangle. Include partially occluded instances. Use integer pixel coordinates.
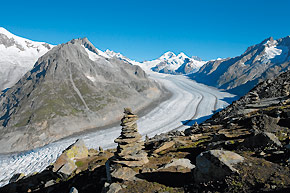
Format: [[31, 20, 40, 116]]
[[248, 91, 259, 103], [113, 108, 149, 167]]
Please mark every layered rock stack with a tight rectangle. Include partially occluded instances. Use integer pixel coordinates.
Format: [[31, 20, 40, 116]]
[[113, 108, 148, 167], [248, 91, 259, 103], [184, 121, 200, 135]]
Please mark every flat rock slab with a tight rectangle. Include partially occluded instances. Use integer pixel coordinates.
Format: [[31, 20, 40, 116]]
[[164, 158, 195, 169], [158, 158, 195, 173], [153, 141, 175, 154], [111, 167, 137, 181], [114, 157, 149, 167]]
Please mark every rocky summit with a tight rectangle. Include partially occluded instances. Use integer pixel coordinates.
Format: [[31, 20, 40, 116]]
[[113, 108, 149, 167]]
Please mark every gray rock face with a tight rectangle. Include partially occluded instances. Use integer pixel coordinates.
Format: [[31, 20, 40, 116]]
[[111, 167, 137, 181], [0, 37, 162, 153], [191, 36, 290, 95], [243, 132, 282, 148], [194, 150, 244, 183]]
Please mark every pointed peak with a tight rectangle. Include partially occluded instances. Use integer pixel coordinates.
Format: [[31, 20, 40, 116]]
[[160, 51, 176, 59], [70, 37, 100, 55], [191, 56, 203, 61], [105, 49, 112, 53], [177, 52, 189, 59], [261, 37, 274, 45]]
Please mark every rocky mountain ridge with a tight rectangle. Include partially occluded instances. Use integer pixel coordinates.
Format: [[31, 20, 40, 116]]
[[191, 36, 290, 95], [0, 37, 163, 153]]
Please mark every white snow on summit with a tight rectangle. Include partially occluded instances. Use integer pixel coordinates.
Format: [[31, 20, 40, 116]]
[[140, 51, 206, 74], [104, 50, 206, 75], [262, 45, 288, 64], [0, 27, 54, 91], [105, 49, 140, 66], [82, 45, 103, 61]]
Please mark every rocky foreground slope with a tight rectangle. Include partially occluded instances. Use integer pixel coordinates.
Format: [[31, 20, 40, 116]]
[[191, 36, 290, 96], [1, 70, 290, 192], [0, 38, 163, 153]]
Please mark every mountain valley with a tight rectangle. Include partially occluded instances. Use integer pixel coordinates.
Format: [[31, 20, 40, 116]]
[[0, 27, 290, 193]]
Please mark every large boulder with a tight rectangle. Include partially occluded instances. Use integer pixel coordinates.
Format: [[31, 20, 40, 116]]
[[52, 139, 88, 177], [194, 150, 244, 183], [242, 132, 282, 149]]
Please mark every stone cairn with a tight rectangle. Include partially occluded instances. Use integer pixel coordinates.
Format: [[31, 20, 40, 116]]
[[248, 91, 259, 103], [113, 108, 149, 167]]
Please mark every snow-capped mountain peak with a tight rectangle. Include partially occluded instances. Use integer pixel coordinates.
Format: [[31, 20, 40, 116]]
[[138, 51, 206, 74], [0, 27, 53, 91], [0, 27, 14, 37], [104, 49, 140, 65], [177, 52, 189, 60], [160, 51, 176, 60]]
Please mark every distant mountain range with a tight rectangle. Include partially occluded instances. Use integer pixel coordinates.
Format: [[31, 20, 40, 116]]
[[0, 28, 206, 92], [0, 27, 53, 91], [191, 36, 290, 95], [1, 27, 290, 152], [139, 52, 206, 74], [106, 50, 206, 74], [2, 27, 290, 98], [0, 37, 162, 153]]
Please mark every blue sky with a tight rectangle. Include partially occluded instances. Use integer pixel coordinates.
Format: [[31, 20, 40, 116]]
[[1, 0, 290, 61]]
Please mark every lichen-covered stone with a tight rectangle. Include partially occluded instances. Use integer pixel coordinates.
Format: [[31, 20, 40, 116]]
[[52, 139, 88, 176]]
